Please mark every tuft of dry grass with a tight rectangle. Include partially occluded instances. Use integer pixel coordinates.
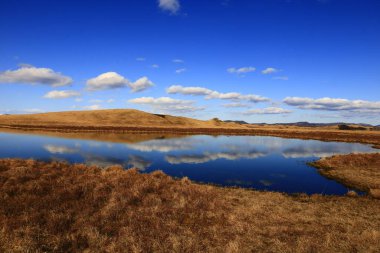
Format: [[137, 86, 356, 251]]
[[310, 153, 380, 196], [1, 159, 380, 252]]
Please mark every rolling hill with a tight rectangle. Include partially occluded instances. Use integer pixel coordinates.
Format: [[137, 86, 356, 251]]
[[0, 109, 245, 129]]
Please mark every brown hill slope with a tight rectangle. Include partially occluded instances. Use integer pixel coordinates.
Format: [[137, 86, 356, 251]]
[[0, 109, 244, 129]]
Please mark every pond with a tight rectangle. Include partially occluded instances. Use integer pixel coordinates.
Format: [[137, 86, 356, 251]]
[[0, 131, 376, 195]]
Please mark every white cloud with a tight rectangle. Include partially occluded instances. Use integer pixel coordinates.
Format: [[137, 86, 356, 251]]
[[261, 67, 278, 74], [152, 64, 159, 68], [227, 67, 256, 74], [128, 96, 204, 113], [86, 72, 154, 92], [0, 65, 72, 87], [243, 107, 292, 115], [167, 85, 211, 95], [107, 99, 115, 103], [223, 103, 250, 108], [129, 96, 191, 106], [44, 90, 81, 99], [172, 59, 184, 63], [283, 97, 380, 113], [136, 57, 146, 61], [129, 76, 154, 93], [175, 68, 186, 74], [86, 72, 129, 91], [166, 85, 270, 103], [83, 104, 102, 110], [158, 0, 180, 14]]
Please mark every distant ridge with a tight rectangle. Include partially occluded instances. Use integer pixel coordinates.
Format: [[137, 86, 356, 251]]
[[229, 121, 374, 127], [223, 120, 249, 125]]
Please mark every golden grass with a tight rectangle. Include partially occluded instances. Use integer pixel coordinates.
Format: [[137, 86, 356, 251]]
[[0, 109, 244, 129], [1, 159, 380, 252], [1, 109, 380, 148], [310, 153, 380, 198]]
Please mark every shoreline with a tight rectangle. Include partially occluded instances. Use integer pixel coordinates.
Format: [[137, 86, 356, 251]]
[[1, 124, 380, 148], [1, 158, 379, 252], [310, 153, 380, 198]]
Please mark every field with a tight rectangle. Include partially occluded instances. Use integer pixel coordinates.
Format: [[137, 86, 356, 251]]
[[1, 109, 380, 148], [1, 158, 380, 252]]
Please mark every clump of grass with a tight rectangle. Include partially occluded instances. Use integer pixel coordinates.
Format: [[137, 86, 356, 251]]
[[310, 153, 380, 194], [1, 159, 380, 252], [346, 190, 358, 197]]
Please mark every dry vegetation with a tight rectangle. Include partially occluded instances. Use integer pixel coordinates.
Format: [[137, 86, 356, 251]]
[[0, 127, 189, 145], [310, 153, 380, 198], [0, 109, 244, 129], [1, 109, 380, 148], [1, 159, 380, 252]]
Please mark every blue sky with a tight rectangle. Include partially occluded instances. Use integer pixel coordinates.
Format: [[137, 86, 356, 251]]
[[0, 0, 379, 124]]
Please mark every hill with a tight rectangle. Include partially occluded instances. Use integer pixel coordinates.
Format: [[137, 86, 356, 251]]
[[0, 109, 244, 129], [224, 120, 249, 125]]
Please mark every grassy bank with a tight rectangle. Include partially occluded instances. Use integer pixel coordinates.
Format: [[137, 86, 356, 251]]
[[1, 125, 380, 149], [310, 153, 380, 198], [1, 159, 379, 252], [1, 109, 380, 148]]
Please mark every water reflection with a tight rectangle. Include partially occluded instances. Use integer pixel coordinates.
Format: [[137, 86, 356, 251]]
[[0, 131, 377, 195], [127, 139, 199, 152], [44, 144, 79, 154], [281, 142, 370, 158], [127, 155, 152, 171], [84, 154, 128, 168], [165, 150, 267, 164]]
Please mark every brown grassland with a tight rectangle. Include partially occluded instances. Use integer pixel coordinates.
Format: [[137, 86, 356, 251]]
[[1, 109, 380, 148], [310, 153, 380, 198], [1, 158, 380, 252]]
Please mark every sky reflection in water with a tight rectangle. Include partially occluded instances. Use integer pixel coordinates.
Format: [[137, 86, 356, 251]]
[[0, 132, 376, 195]]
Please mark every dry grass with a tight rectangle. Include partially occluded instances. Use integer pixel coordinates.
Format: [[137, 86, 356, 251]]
[[1, 159, 380, 252], [1, 109, 380, 147], [0, 109, 244, 129], [310, 153, 380, 197]]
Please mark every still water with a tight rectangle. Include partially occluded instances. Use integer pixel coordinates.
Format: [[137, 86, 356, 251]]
[[0, 131, 376, 195]]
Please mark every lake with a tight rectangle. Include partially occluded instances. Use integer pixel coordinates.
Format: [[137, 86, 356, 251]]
[[0, 131, 376, 195]]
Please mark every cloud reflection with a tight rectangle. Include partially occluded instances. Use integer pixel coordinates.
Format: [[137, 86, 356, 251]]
[[282, 143, 375, 158], [44, 144, 79, 154], [165, 150, 267, 164], [127, 155, 152, 171], [127, 138, 200, 152]]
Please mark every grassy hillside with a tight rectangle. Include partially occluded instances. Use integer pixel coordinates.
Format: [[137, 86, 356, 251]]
[[0, 109, 243, 129]]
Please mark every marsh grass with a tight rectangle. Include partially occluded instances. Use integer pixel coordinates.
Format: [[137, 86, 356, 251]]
[[1, 159, 380, 252], [310, 153, 380, 196]]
